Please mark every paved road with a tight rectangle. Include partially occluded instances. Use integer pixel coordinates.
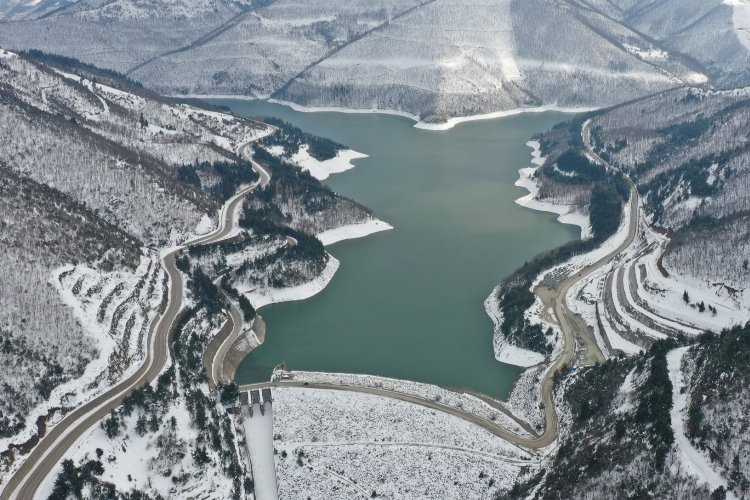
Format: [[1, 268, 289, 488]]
[[206, 301, 245, 387], [203, 153, 270, 388], [528, 118, 637, 445], [1, 147, 268, 500]]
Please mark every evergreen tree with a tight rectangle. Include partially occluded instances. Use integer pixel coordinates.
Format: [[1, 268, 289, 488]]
[[102, 412, 120, 439], [135, 415, 148, 436]]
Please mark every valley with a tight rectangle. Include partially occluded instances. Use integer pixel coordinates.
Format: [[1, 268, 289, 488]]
[[1, 1, 750, 498]]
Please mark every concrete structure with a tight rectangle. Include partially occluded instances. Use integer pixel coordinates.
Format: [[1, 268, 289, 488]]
[[240, 389, 278, 500]]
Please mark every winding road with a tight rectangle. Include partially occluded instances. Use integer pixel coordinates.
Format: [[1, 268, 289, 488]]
[[1, 147, 268, 500], [203, 147, 271, 389]]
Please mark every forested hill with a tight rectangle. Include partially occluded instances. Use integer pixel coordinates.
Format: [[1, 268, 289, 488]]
[[0, 46, 270, 456], [509, 323, 750, 499], [577, 88, 750, 291], [0, 0, 727, 123]]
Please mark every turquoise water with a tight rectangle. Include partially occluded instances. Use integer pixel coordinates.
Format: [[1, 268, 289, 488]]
[[214, 100, 578, 399]]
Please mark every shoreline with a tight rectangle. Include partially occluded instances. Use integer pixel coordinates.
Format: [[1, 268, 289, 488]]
[[483, 293, 546, 369], [177, 93, 596, 131], [240, 254, 340, 310], [238, 218, 393, 309], [514, 141, 592, 240]]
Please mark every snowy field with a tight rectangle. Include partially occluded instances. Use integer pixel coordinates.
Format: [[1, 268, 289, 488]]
[[272, 386, 539, 499], [277, 370, 534, 439]]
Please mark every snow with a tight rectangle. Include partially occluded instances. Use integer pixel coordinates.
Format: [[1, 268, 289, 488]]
[[725, 0, 750, 51], [414, 105, 601, 131], [272, 386, 538, 499], [267, 97, 421, 123], [667, 347, 733, 496], [484, 292, 547, 368], [290, 145, 368, 180], [636, 225, 750, 331], [622, 262, 703, 335], [239, 255, 339, 309], [613, 367, 639, 415], [31, 311, 244, 499], [241, 401, 278, 500], [609, 266, 668, 340], [514, 141, 592, 239], [194, 213, 215, 235], [599, 306, 644, 355], [0, 47, 17, 58], [266, 97, 598, 131], [623, 43, 669, 61], [316, 218, 393, 246], [277, 370, 534, 438], [494, 341, 545, 368], [0, 255, 166, 452]]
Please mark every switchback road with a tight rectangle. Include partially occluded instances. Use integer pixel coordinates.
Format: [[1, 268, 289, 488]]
[[1, 147, 268, 500]]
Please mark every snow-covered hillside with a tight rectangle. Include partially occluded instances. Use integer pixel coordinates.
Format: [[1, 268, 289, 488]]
[[0, 0, 72, 20], [0, 49, 278, 243], [515, 340, 724, 498], [0, 0, 730, 123], [0, 49, 399, 497], [0, 48, 273, 468], [588, 87, 750, 291]]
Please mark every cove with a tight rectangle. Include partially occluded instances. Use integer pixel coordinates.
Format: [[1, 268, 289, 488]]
[[210, 100, 579, 400]]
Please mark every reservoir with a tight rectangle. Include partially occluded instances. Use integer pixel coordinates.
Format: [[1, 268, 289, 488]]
[[213, 100, 578, 400]]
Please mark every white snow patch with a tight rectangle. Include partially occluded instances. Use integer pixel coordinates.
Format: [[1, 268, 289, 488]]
[[494, 341, 545, 368], [290, 145, 368, 180], [725, 0, 750, 51], [241, 404, 278, 500], [194, 213, 215, 235], [623, 43, 669, 61], [316, 218, 393, 246]]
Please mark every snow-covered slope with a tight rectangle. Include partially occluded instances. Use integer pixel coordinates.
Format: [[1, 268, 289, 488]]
[[587, 87, 750, 291], [0, 0, 72, 20], [606, 0, 750, 89], [0, 0, 722, 123], [517, 339, 731, 498], [0, 48, 274, 460]]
